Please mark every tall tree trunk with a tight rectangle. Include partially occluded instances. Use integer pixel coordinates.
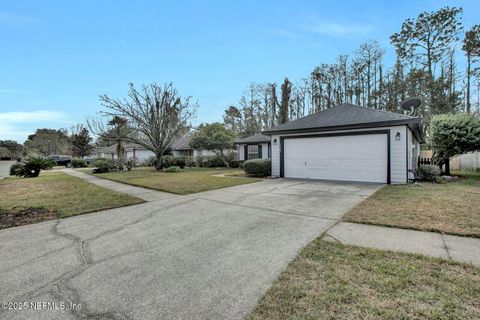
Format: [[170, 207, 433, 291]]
[[271, 84, 277, 127], [116, 141, 124, 170], [466, 53, 471, 114], [155, 154, 163, 170]]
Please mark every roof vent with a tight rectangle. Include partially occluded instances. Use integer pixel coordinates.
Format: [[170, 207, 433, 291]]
[[401, 98, 422, 116]]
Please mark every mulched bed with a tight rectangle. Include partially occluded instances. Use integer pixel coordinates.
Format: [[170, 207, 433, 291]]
[[0, 207, 59, 229]]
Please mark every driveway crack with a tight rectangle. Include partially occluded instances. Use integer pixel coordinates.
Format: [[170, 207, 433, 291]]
[[441, 233, 452, 259], [87, 198, 196, 243]]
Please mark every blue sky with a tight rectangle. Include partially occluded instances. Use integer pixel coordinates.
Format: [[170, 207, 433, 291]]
[[1, 0, 479, 142]]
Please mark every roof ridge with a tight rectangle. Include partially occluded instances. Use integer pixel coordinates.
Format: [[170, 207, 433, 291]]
[[361, 105, 417, 119]]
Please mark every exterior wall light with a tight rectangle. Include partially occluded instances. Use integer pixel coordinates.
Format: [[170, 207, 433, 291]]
[[395, 132, 401, 140], [273, 138, 278, 145]]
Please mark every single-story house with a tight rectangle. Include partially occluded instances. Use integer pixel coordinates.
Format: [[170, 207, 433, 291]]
[[170, 134, 216, 158], [234, 134, 271, 161], [262, 103, 424, 184], [124, 143, 156, 162], [121, 134, 216, 162], [91, 145, 117, 160]]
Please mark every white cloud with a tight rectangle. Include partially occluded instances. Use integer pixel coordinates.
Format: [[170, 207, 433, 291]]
[[269, 17, 372, 40], [303, 15, 372, 38], [0, 124, 33, 142], [0, 110, 68, 123], [0, 110, 73, 142]]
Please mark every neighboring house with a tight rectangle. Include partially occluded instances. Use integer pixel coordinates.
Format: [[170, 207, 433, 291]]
[[262, 103, 424, 184], [95, 134, 216, 162], [91, 145, 117, 160], [234, 134, 270, 161], [170, 134, 216, 158], [124, 143, 155, 162]]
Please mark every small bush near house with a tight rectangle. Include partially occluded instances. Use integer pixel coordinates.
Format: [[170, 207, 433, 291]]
[[9, 163, 23, 176], [90, 158, 109, 167], [243, 159, 271, 177], [11, 156, 55, 178], [91, 159, 117, 174], [228, 160, 240, 168], [416, 165, 441, 182], [125, 158, 138, 171], [71, 158, 87, 168], [140, 156, 156, 167], [164, 166, 182, 173], [205, 155, 227, 167], [185, 156, 196, 167], [161, 155, 175, 168], [195, 155, 206, 167], [162, 155, 187, 168], [195, 155, 233, 168], [174, 156, 186, 169]]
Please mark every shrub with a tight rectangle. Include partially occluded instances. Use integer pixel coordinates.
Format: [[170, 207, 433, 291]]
[[125, 159, 136, 171], [161, 155, 175, 168], [165, 166, 182, 173], [416, 165, 441, 182], [9, 163, 23, 176], [141, 156, 157, 167], [228, 160, 240, 168], [174, 156, 187, 169], [185, 156, 196, 167], [205, 155, 227, 168], [91, 158, 117, 174], [243, 159, 271, 177], [71, 158, 87, 168], [162, 155, 189, 168], [13, 156, 55, 178], [195, 155, 206, 167]]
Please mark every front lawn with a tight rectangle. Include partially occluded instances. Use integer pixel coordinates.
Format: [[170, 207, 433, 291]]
[[0, 171, 144, 230], [249, 239, 480, 320], [344, 171, 480, 237], [86, 167, 257, 194]]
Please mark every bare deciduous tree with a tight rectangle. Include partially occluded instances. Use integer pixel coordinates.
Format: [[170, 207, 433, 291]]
[[98, 83, 197, 170]]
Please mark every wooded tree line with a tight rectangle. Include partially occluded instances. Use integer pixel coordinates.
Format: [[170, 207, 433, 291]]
[[1, 126, 94, 159], [224, 7, 480, 137]]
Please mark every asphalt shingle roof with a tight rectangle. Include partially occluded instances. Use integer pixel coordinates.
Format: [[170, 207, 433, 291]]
[[263, 103, 421, 134], [234, 134, 270, 144], [171, 134, 193, 150]]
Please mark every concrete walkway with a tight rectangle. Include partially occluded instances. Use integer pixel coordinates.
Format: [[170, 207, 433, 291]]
[[63, 168, 178, 201], [325, 222, 480, 267]]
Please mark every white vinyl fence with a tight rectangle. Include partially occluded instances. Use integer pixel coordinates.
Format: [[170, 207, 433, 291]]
[[451, 152, 480, 171]]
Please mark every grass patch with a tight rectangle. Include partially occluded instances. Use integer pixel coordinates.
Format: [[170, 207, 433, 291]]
[[249, 239, 480, 320], [344, 171, 480, 237], [87, 167, 258, 194], [0, 171, 144, 229]]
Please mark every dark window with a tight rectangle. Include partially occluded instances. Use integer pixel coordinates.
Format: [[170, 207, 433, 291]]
[[247, 145, 260, 160]]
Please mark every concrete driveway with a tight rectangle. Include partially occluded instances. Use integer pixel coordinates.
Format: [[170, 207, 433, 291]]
[[0, 178, 381, 320], [0, 160, 15, 178]]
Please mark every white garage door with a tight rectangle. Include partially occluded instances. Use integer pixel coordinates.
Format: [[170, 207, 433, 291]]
[[283, 134, 388, 183]]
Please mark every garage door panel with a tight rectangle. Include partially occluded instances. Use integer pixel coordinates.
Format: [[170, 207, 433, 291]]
[[283, 134, 387, 183]]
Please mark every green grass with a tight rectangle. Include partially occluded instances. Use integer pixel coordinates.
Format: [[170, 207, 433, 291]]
[[249, 239, 480, 320], [344, 171, 480, 237], [86, 167, 258, 194], [0, 171, 144, 229]]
